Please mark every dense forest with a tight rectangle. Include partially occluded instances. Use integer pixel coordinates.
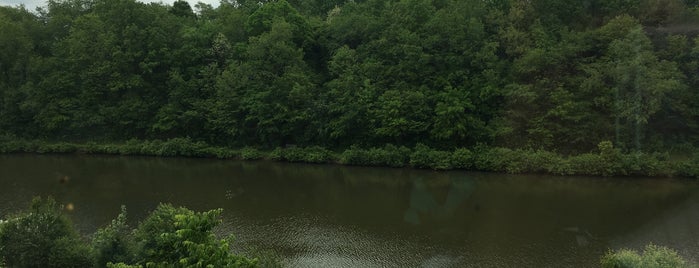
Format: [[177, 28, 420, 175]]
[[1, 0, 698, 155]]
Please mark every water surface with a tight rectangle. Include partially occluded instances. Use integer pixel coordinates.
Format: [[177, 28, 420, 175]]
[[1, 154, 698, 267]]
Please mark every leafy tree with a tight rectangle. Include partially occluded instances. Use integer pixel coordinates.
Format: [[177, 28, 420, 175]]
[[0, 197, 94, 267], [605, 24, 684, 150], [215, 19, 317, 146], [170, 0, 194, 18], [92, 206, 135, 267], [133, 204, 257, 267]]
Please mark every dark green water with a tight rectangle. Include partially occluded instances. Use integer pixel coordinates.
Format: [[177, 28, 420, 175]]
[[1, 154, 698, 267]]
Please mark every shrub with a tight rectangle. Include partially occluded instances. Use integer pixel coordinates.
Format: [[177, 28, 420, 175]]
[[107, 263, 142, 268], [269, 147, 284, 161], [205, 147, 239, 159], [241, 147, 263, 160], [339, 146, 373, 166], [120, 139, 145, 155], [82, 142, 101, 153], [601, 248, 642, 268], [266, 146, 333, 163], [278, 147, 306, 162], [0, 196, 260, 268], [472, 146, 514, 172], [133, 204, 257, 267], [139, 140, 164, 156], [410, 143, 433, 169], [36, 142, 79, 153], [528, 149, 561, 173], [677, 153, 699, 178], [92, 206, 135, 267], [567, 153, 604, 176], [597, 141, 623, 176], [98, 144, 123, 155], [0, 197, 94, 267], [503, 149, 561, 174], [301, 146, 334, 163], [370, 144, 411, 167], [158, 138, 210, 157], [450, 148, 473, 169], [242, 246, 283, 268], [410, 144, 453, 170], [620, 152, 674, 177], [601, 244, 688, 268]]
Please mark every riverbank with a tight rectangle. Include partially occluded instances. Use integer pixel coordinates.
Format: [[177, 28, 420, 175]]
[[0, 137, 697, 178]]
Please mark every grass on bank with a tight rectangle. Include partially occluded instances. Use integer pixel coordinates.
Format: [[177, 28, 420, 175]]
[[0, 136, 697, 178]]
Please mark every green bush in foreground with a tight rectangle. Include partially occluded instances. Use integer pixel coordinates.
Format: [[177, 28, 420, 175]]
[[0, 197, 258, 268], [601, 244, 689, 268], [0, 197, 93, 268], [133, 204, 256, 267], [92, 206, 135, 267]]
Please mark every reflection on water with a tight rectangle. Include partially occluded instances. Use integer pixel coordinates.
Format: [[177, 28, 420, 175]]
[[404, 177, 475, 225], [1, 154, 698, 267]]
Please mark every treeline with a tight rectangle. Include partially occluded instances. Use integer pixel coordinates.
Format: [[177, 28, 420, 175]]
[[0, 197, 258, 267], [1, 0, 698, 155]]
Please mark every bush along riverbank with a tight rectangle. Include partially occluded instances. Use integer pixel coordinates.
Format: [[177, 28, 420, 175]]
[[0, 136, 697, 178], [601, 244, 691, 268]]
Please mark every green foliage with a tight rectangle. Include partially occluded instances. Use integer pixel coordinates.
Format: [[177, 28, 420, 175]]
[[450, 148, 473, 169], [269, 147, 285, 161], [133, 204, 257, 267], [601, 244, 688, 268], [339, 144, 411, 167], [374, 144, 412, 167], [0, 197, 93, 267], [472, 146, 516, 172], [107, 263, 142, 268], [280, 147, 314, 162], [301, 147, 334, 163], [1, 196, 258, 268], [602, 249, 643, 268], [677, 153, 699, 178], [92, 206, 135, 267], [337, 146, 365, 165], [340, 144, 410, 167], [159, 138, 210, 157], [0, 0, 699, 175], [272, 146, 334, 163], [410, 144, 453, 170], [566, 153, 610, 176], [111, 138, 212, 157], [240, 147, 263, 160], [0, 138, 696, 177], [503, 149, 561, 174]]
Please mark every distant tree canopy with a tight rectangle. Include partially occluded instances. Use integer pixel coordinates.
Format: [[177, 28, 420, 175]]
[[1, 0, 698, 153]]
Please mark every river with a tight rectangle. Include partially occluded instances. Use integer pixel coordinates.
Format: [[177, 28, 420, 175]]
[[1, 154, 698, 267]]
